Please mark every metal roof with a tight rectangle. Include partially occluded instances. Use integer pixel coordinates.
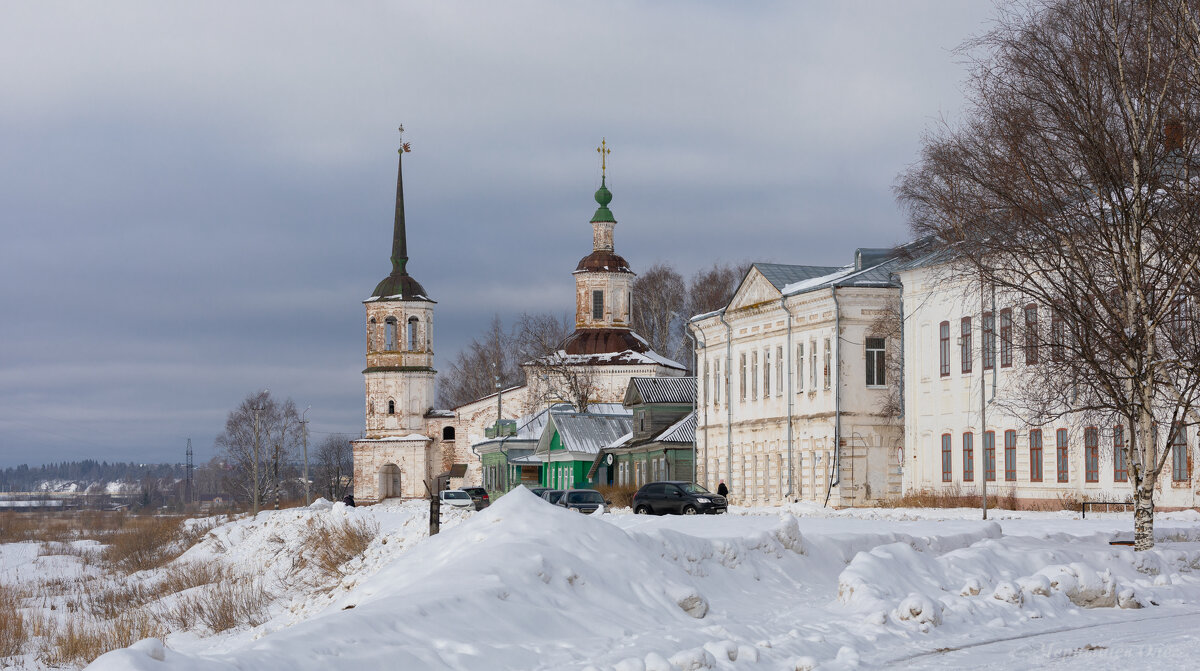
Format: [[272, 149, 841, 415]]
[[655, 411, 696, 443], [624, 377, 695, 406], [537, 407, 633, 456], [754, 263, 843, 291]]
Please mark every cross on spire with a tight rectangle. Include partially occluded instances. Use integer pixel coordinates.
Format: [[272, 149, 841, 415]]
[[398, 125, 411, 154], [597, 138, 610, 177]]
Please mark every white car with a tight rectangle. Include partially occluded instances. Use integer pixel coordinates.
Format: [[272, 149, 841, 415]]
[[439, 489, 474, 508]]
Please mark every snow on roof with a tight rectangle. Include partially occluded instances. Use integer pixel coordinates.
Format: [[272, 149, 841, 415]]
[[537, 407, 632, 456], [781, 266, 856, 295], [353, 434, 430, 442], [655, 411, 697, 443], [626, 377, 695, 406]]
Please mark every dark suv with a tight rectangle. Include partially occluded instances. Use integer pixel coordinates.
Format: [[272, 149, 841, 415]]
[[460, 486, 490, 511], [632, 481, 726, 515]]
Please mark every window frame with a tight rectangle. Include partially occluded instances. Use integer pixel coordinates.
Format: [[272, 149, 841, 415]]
[[865, 337, 886, 387], [941, 433, 953, 482], [1024, 304, 1038, 365], [1113, 425, 1128, 482], [939, 321, 951, 377], [982, 311, 995, 370], [1171, 424, 1189, 482], [962, 432, 974, 482], [999, 308, 1013, 368], [823, 338, 832, 390], [1056, 428, 1069, 483], [1004, 430, 1016, 481], [1029, 429, 1043, 482], [1084, 426, 1099, 483], [591, 290, 604, 321], [961, 317, 973, 374], [984, 431, 996, 482]]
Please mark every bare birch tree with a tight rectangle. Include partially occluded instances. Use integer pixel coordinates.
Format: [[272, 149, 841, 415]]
[[898, 0, 1200, 549], [515, 312, 595, 412], [215, 391, 303, 508], [631, 262, 687, 361], [436, 315, 523, 409]]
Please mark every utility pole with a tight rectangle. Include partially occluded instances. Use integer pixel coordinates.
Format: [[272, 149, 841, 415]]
[[185, 438, 194, 506], [980, 272, 989, 521], [301, 406, 311, 506], [253, 402, 261, 516]]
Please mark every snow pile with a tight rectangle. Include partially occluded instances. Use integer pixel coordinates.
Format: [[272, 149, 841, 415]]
[[82, 494, 1200, 670]]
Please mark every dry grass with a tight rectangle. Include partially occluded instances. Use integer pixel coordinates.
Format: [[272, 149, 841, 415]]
[[41, 612, 166, 668], [595, 484, 638, 509], [286, 516, 379, 589], [167, 577, 271, 633], [101, 516, 188, 573], [0, 583, 26, 660]]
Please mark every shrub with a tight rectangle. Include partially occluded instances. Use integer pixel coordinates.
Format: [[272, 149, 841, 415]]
[[304, 516, 379, 585], [594, 484, 639, 509]]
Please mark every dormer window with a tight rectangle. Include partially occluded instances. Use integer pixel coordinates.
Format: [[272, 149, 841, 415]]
[[592, 290, 604, 320]]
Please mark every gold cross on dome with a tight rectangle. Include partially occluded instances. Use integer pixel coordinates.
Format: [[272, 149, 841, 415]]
[[597, 138, 610, 177]]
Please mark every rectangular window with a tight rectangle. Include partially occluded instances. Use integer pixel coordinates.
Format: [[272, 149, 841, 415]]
[[810, 342, 818, 390], [984, 431, 996, 481], [1024, 304, 1038, 365], [751, 351, 758, 400], [1114, 425, 1128, 482], [1085, 427, 1099, 482], [866, 337, 886, 387], [961, 317, 973, 374], [797, 343, 804, 393], [1171, 424, 1189, 481], [762, 348, 770, 398], [1029, 429, 1043, 482], [776, 346, 783, 395], [983, 312, 996, 370], [939, 321, 950, 377], [714, 359, 721, 405], [1004, 430, 1016, 481], [592, 290, 604, 320], [823, 338, 832, 390], [739, 353, 747, 401], [1051, 311, 1065, 362], [1000, 308, 1013, 368], [962, 432, 975, 482], [703, 359, 710, 408], [1056, 429, 1069, 482], [941, 434, 953, 482]]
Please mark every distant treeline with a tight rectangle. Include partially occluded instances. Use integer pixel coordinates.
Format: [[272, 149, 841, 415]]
[[0, 460, 187, 492]]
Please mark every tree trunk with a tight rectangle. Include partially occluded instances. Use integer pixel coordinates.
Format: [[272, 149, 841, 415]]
[[1134, 476, 1155, 550]]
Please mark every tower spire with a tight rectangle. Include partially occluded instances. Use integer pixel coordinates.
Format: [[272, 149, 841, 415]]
[[391, 125, 413, 276], [369, 125, 430, 301]]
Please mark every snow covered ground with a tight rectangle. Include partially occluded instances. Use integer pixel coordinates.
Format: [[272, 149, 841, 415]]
[[4, 490, 1199, 670]]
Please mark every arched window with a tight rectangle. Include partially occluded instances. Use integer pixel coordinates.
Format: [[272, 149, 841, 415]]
[[368, 318, 377, 352], [387, 399, 396, 415], [385, 317, 398, 350], [407, 316, 420, 351], [442, 426, 455, 440]]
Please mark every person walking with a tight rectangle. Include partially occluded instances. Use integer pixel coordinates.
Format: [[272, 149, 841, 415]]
[[717, 481, 729, 497]]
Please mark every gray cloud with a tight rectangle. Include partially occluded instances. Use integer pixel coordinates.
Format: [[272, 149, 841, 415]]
[[0, 0, 993, 467]]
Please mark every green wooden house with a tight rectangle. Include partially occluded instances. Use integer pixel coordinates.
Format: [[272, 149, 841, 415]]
[[534, 404, 632, 490], [589, 377, 696, 488]]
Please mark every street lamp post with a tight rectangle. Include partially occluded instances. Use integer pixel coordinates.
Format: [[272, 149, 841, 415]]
[[301, 406, 311, 507]]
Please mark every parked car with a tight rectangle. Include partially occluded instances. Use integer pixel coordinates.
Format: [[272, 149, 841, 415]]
[[439, 489, 474, 508], [460, 486, 490, 510], [632, 481, 726, 515], [540, 489, 566, 505], [558, 489, 609, 514], [526, 486, 551, 499]]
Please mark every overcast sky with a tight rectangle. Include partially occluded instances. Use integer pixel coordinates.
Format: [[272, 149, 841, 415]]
[[0, 1, 994, 468]]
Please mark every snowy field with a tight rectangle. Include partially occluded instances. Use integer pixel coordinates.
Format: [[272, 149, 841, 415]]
[[4, 490, 1199, 670]]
